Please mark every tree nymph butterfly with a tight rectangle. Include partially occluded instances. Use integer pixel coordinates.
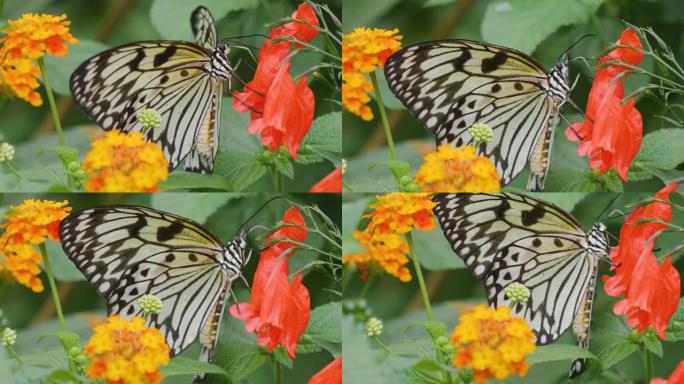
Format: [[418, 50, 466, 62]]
[[59, 204, 259, 382], [432, 193, 610, 377], [70, 6, 233, 173], [385, 40, 575, 191]]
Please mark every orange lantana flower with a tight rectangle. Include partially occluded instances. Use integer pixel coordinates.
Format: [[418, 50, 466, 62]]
[[83, 131, 169, 192], [450, 305, 536, 384], [0, 199, 71, 292], [416, 145, 501, 192], [85, 315, 170, 384]]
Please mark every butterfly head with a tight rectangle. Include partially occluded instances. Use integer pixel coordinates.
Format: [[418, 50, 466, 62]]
[[587, 223, 610, 258], [224, 231, 250, 278], [210, 42, 233, 81]]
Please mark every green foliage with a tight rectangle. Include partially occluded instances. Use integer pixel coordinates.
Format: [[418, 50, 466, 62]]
[[527, 345, 596, 365], [630, 129, 684, 181], [161, 357, 229, 379]]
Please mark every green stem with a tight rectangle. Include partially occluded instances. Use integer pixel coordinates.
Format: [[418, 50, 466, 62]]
[[274, 169, 284, 193], [3, 161, 24, 180], [372, 336, 393, 355], [369, 71, 397, 162], [641, 346, 653, 382], [358, 272, 376, 299], [269, 356, 283, 384], [37, 58, 65, 147], [405, 232, 432, 320], [6, 346, 24, 364], [38, 243, 66, 332], [342, 178, 356, 192]]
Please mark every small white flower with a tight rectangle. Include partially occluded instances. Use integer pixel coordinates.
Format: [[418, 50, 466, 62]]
[[138, 294, 163, 315], [467, 122, 494, 145], [1, 327, 17, 347], [365, 317, 383, 337], [341, 158, 347, 174], [0, 142, 15, 163], [504, 282, 531, 304], [137, 109, 162, 131]]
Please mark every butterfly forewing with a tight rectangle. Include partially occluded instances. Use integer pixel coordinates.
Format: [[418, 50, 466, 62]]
[[59, 206, 243, 359], [432, 193, 598, 348], [385, 40, 570, 189], [192, 6, 218, 49]]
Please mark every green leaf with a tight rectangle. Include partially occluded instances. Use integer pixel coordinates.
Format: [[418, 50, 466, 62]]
[[591, 332, 637, 369], [302, 302, 342, 355], [161, 172, 233, 191], [150, 0, 259, 40], [404, 321, 447, 339], [407, 358, 445, 383], [412, 229, 465, 270], [43, 40, 110, 95], [39, 146, 80, 165], [297, 112, 342, 165], [213, 150, 267, 191], [40, 331, 80, 350], [342, 0, 403, 30], [47, 369, 86, 383], [665, 297, 684, 341], [527, 344, 596, 365], [150, 193, 240, 223], [640, 329, 663, 357], [45, 241, 85, 282], [424, 0, 461, 7], [211, 341, 265, 383], [482, 0, 605, 55], [629, 129, 684, 180], [271, 346, 293, 369], [341, 197, 371, 234], [274, 155, 294, 179], [368, 160, 411, 179], [161, 356, 229, 378]]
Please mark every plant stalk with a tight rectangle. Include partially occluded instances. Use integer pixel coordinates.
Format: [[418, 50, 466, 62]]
[[38, 243, 66, 332], [38, 58, 65, 147], [405, 232, 433, 320], [369, 71, 397, 161]]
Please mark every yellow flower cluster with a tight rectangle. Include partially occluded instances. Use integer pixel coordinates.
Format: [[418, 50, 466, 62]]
[[342, 27, 402, 121], [343, 193, 435, 282], [85, 315, 170, 384], [83, 131, 169, 192], [416, 145, 501, 192], [0, 199, 71, 292], [0, 13, 78, 106], [450, 305, 536, 384]]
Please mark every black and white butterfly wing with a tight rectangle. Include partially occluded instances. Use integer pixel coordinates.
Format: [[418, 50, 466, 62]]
[[69, 41, 216, 170], [191, 6, 218, 49], [59, 206, 239, 358], [432, 193, 597, 346], [385, 40, 569, 189]]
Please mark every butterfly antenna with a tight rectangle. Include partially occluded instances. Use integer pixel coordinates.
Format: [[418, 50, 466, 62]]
[[559, 113, 584, 141], [560, 33, 596, 58], [235, 196, 284, 234], [596, 193, 622, 222]]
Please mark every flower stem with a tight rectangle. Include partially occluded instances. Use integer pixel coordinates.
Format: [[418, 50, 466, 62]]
[[6, 346, 24, 364], [4, 161, 24, 180], [38, 58, 65, 147], [405, 232, 433, 321], [38, 243, 67, 332], [372, 336, 393, 355], [358, 271, 376, 299], [369, 71, 397, 162], [274, 170, 284, 193], [641, 346, 653, 382], [269, 355, 283, 384]]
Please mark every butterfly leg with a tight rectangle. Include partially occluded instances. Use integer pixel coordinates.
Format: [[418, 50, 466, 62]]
[[527, 113, 558, 191]]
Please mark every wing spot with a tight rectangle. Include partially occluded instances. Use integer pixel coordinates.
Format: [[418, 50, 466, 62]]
[[180, 69, 189, 77], [481, 52, 507, 73], [532, 238, 542, 247], [165, 254, 175, 262], [554, 239, 563, 247], [514, 82, 524, 91], [189, 253, 198, 262], [491, 84, 502, 93]]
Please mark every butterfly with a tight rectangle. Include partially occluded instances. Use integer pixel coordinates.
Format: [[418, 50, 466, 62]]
[[59, 205, 251, 382], [70, 6, 232, 173], [432, 193, 609, 377], [384, 40, 574, 191]]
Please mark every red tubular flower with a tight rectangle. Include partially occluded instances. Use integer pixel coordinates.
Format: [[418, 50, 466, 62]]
[[308, 357, 342, 384], [248, 62, 314, 158], [232, 2, 317, 158], [603, 182, 681, 339], [651, 360, 684, 384], [309, 168, 343, 192], [229, 207, 310, 358], [566, 27, 644, 181]]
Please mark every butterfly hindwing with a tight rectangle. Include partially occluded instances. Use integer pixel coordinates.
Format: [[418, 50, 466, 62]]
[[432, 193, 598, 346], [192, 6, 218, 49], [385, 40, 569, 188]]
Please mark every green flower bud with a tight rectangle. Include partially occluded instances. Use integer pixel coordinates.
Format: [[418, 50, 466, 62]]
[[1, 327, 16, 347], [138, 294, 163, 315], [504, 282, 531, 304], [0, 142, 15, 163], [137, 109, 162, 132], [67, 161, 81, 173], [435, 336, 449, 346], [468, 122, 494, 145], [442, 344, 455, 355], [74, 169, 88, 180], [399, 175, 413, 185], [365, 317, 383, 337], [75, 353, 89, 365]]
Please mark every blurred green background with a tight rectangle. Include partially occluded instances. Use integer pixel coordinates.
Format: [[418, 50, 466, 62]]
[[342, 191, 684, 383], [342, 0, 684, 192], [0, 0, 342, 192], [0, 192, 341, 383]]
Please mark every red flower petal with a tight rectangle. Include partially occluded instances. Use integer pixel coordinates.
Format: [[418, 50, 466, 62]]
[[309, 168, 343, 192], [308, 357, 342, 384]]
